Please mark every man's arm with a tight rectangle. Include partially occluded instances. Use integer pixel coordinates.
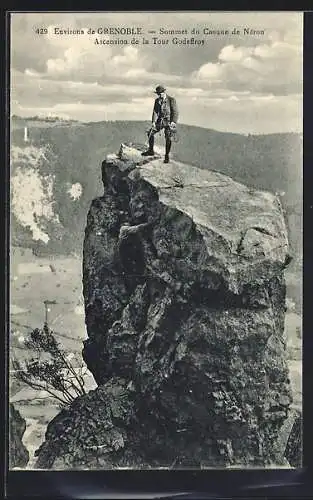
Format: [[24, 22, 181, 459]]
[[170, 97, 179, 123]]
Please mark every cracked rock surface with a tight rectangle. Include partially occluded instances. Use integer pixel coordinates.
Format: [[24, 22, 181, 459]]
[[35, 144, 293, 469]]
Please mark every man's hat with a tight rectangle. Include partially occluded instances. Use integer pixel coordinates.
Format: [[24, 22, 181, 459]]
[[154, 85, 166, 94]]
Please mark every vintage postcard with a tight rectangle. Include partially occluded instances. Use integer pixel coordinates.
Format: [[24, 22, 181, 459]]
[[9, 11, 302, 470]]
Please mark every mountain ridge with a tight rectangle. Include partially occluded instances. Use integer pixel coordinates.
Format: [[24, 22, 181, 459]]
[[12, 116, 301, 136]]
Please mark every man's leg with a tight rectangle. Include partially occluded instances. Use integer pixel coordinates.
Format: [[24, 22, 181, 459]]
[[149, 132, 155, 152], [164, 127, 172, 163], [142, 129, 156, 156]]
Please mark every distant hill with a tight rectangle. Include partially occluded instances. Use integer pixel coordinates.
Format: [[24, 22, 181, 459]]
[[11, 115, 80, 130], [10, 119, 302, 273]]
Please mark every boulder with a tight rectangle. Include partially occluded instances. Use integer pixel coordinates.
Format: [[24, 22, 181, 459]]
[[284, 409, 302, 468], [9, 403, 29, 468], [35, 378, 138, 469], [36, 144, 293, 468]]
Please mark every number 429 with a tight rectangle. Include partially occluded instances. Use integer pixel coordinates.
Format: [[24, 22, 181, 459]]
[[35, 27, 48, 35]]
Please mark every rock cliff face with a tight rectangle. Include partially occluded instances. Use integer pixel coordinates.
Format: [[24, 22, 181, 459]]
[[35, 144, 292, 468], [10, 403, 29, 468]]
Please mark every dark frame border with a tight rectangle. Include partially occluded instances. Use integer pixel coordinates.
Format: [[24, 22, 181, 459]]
[[3, 6, 313, 499]]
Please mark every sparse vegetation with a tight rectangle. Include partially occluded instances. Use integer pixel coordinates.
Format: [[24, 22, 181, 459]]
[[12, 323, 86, 408]]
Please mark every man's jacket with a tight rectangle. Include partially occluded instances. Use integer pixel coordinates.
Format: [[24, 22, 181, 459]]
[[152, 95, 179, 124]]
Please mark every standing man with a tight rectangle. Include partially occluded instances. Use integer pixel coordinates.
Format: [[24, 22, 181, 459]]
[[142, 85, 179, 163]]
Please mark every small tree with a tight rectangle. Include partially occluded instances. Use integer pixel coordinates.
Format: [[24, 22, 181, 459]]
[[12, 323, 86, 408]]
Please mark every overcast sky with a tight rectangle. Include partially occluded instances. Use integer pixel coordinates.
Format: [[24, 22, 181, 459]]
[[11, 12, 303, 134]]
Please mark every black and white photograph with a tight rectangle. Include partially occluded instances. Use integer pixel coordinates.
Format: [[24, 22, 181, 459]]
[[9, 11, 302, 470]]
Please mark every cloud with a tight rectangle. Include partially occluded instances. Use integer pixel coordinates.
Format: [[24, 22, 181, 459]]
[[219, 45, 250, 62], [10, 12, 303, 133], [195, 62, 221, 81], [193, 37, 302, 95], [11, 12, 303, 86], [11, 69, 170, 108], [34, 28, 124, 81], [21, 35, 184, 89]]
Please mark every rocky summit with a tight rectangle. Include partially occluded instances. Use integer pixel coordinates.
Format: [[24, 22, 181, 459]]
[[35, 143, 293, 469]]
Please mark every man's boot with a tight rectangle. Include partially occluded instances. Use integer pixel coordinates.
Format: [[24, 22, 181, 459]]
[[142, 134, 155, 156]]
